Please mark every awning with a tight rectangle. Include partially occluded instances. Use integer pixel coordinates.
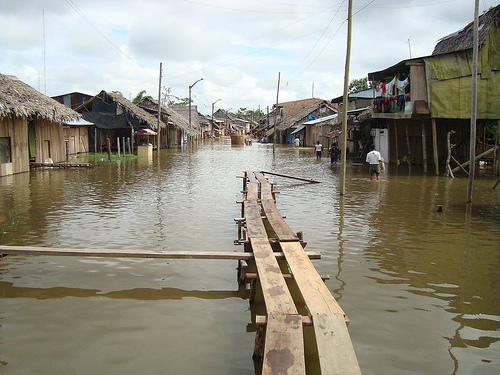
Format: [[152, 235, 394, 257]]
[[63, 118, 94, 126], [291, 124, 306, 134], [134, 128, 157, 135]]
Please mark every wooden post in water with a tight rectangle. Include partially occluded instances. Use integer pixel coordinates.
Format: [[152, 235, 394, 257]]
[[432, 118, 439, 175], [117, 137, 121, 158], [106, 138, 112, 161], [394, 122, 399, 164], [339, 0, 353, 196], [157, 62, 163, 151], [446, 131, 454, 178], [422, 121, 427, 173], [405, 122, 411, 167], [122, 137, 126, 155], [467, 0, 479, 204], [273, 72, 280, 155], [127, 137, 131, 154]]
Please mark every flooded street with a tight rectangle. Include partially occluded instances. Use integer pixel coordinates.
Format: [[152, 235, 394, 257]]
[[1, 141, 499, 375]]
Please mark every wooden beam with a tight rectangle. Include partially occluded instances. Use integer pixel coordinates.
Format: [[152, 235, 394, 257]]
[[0, 245, 321, 260], [451, 146, 499, 173], [432, 118, 439, 175], [260, 170, 320, 184]]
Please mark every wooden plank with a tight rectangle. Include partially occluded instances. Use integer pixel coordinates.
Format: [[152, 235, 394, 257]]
[[0, 245, 321, 260], [312, 314, 361, 375], [250, 237, 297, 315], [280, 241, 344, 315], [262, 314, 305, 375], [261, 199, 298, 241], [244, 201, 268, 239], [246, 171, 259, 201], [279, 241, 361, 373], [254, 172, 273, 199]]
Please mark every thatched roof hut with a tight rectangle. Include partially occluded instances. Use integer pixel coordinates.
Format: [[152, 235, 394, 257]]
[[170, 104, 201, 131], [137, 97, 197, 136], [433, 4, 500, 55], [75, 90, 159, 130], [0, 73, 80, 122]]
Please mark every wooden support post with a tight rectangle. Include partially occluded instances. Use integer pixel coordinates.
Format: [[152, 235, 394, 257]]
[[422, 121, 427, 173], [446, 131, 454, 178], [117, 137, 121, 158], [106, 138, 112, 162], [127, 137, 131, 154], [394, 121, 399, 164], [432, 118, 439, 175], [122, 137, 126, 155], [405, 122, 412, 167]]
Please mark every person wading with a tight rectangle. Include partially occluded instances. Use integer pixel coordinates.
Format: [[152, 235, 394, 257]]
[[366, 144, 382, 180]]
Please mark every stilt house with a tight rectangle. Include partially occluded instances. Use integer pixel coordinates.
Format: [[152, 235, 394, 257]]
[[368, 5, 500, 174]]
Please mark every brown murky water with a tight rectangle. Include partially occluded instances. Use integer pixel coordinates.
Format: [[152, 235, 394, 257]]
[[1, 140, 499, 374]]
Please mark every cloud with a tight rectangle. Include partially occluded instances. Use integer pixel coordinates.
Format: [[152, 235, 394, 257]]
[[0, 0, 495, 112]]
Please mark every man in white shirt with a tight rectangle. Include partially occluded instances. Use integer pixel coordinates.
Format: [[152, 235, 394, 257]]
[[366, 144, 382, 180], [315, 141, 323, 159]]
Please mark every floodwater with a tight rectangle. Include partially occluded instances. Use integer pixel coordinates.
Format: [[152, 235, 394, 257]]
[[0, 140, 499, 375]]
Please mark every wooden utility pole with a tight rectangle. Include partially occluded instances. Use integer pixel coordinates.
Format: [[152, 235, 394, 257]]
[[273, 72, 280, 155], [157, 62, 162, 151], [467, 0, 480, 204], [339, 0, 353, 196]]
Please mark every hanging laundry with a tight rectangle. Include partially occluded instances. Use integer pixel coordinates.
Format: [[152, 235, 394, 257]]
[[397, 76, 409, 91], [385, 76, 396, 96]]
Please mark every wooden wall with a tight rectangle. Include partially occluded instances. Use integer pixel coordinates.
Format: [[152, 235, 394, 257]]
[[0, 116, 30, 176], [64, 126, 89, 155], [34, 119, 65, 163]]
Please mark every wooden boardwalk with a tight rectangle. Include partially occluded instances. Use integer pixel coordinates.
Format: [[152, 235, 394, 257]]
[[239, 171, 361, 375], [0, 171, 360, 374]]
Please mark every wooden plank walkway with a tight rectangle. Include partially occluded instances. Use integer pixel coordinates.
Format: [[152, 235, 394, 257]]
[[242, 171, 361, 375], [0, 171, 360, 374]]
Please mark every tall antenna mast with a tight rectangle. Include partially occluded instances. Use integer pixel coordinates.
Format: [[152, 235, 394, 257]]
[[407, 35, 412, 58], [42, 9, 47, 94]]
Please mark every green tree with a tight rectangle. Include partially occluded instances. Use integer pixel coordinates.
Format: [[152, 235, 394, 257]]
[[163, 87, 191, 106], [132, 90, 152, 104], [348, 77, 370, 93]]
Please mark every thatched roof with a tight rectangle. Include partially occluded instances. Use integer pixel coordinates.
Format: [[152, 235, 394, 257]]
[[0, 73, 80, 122], [170, 104, 200, 130], [75, 90, 159, 130], [137, 97, 197, 136], [433, 4, 500, 55]]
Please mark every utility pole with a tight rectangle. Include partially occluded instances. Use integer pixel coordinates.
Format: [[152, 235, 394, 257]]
[[274, 72, 280, 155], [467, 0, 480, 204], [157, 62, 162, 151], [339, 0, 353, 196], [189, 78, 204, 144]]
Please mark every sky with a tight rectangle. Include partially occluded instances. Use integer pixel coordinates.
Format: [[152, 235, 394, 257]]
[[0, 0, 497, 115]]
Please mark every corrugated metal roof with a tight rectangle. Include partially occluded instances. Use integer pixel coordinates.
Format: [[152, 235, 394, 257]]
[[303, 113, 338, 125]]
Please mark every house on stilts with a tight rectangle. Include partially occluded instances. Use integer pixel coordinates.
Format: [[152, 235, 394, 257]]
[[367, 4, 500, 175]]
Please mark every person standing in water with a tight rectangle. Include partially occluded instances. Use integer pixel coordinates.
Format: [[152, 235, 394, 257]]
[[315, 141, 323, 160], [366, 144, 382, 180], [328, 143, 340, 164]]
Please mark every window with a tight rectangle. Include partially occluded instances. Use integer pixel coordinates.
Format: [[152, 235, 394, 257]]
[[0, 137, 12, 164]]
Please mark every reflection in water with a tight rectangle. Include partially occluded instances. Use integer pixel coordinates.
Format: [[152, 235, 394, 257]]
[[0, 281, 242, 301], [0, 142, 499, 375]]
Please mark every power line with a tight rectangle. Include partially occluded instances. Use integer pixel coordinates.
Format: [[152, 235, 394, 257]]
[[64, 0, 154, 72]]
